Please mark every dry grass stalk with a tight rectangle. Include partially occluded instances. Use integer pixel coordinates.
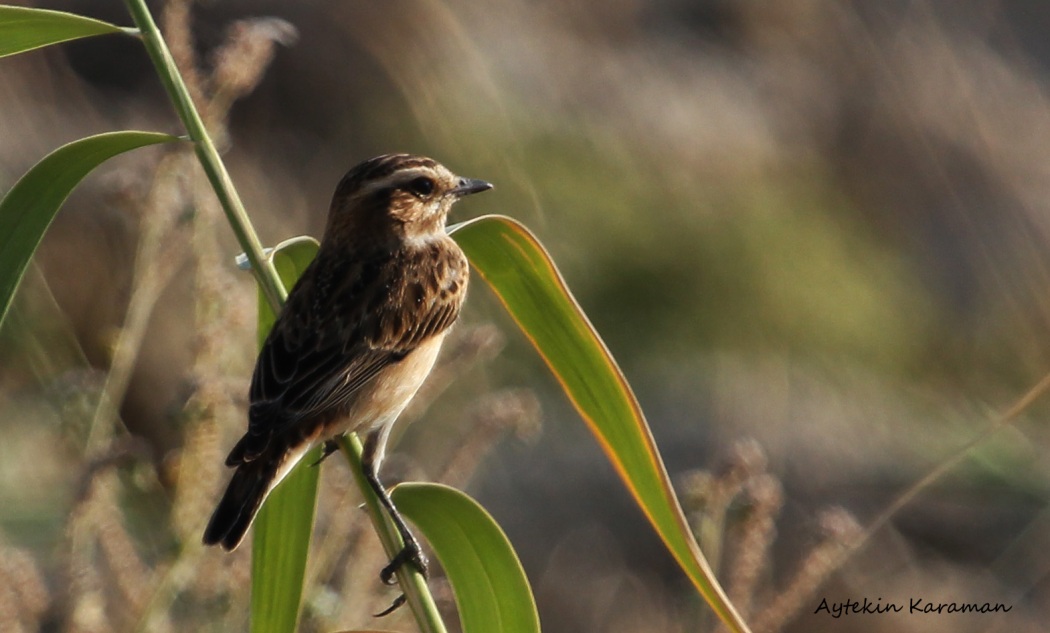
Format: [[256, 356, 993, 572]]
[[750, 507, 862, 633], [91, 480, 156, 631], [0, 542, 49, 633], [208, 17, 298, 131], [686, 440, 869, 633], [65, 471, 119, 633], [439, 387, 541, 488], [160, 0, 204, 109], [83, 151, 193, 454], [683, 438, 768, 577], [725, 473, 782, 620]]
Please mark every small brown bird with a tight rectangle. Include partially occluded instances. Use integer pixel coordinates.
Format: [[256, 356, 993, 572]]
[[203, 154, 491, 579]]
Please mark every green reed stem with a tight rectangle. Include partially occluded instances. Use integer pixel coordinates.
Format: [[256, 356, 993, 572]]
[[121, 2, 448, 631], [122, 0, 284, 312], [339, 434, 448, 633]]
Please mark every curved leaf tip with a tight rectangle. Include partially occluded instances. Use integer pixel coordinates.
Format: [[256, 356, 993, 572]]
[[0, 6, 128, 58], [0, 131, 178, 329], [393, 482, 541, 633], [451, 215, 750, 633]]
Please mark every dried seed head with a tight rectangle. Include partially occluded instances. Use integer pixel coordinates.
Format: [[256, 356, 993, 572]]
[[721, 437, 768, 481], [678, 469, 716, 510], [211, 18, 298, 108], [745, 473, 783, 512], [0, 545, 49, 631], [817, 506, 862, 544]]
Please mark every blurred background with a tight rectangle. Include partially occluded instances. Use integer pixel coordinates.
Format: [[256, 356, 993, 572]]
[[1, 0, 1050, 631]]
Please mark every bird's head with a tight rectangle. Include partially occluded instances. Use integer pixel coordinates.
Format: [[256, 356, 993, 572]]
[[325, 154, 492, 249]]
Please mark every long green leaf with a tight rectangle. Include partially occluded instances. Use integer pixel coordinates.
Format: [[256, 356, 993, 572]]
[[0, 131, 177, 329], [250, 236, 320, 633], [450, 215, 750, 633], [392, 483, 540, 633], [0, 6, 128, 58]]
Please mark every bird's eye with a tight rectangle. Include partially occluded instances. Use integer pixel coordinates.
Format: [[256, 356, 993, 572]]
[[404, 176, 435, 197]]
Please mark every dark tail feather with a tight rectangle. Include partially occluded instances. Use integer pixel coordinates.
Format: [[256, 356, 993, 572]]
[[202, 457, 278, 551]]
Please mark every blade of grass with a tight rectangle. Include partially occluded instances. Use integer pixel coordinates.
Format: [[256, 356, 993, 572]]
[[450, 215, 750, 633], [249, 237, 320, 633], [250, 446, 321, 633], [0, 5, 133, 58], [392, 483, 541, 633], [0, 131, 177, 329]]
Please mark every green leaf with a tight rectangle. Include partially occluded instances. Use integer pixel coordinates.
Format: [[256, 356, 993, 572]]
[[0, 6, 127, 58], [249, 236, 321, 633], [392, 483, 540, 633], [0, 131, 177, 330], [450, 216, 750, 633], [251, 236, 319, 344]]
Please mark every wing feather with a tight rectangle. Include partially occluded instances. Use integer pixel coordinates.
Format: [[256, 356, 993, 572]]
[[229, 242, 467, 465]]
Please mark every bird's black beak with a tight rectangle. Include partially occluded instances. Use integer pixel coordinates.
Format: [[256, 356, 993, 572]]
[[451, 177, 493, 197]]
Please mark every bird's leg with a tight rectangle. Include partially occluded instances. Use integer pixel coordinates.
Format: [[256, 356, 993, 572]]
[[361, 431, 429, 585], [310, 439, 341, 467]]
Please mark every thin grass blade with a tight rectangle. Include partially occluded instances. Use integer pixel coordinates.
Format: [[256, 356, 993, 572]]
[[450, 215, 750, 633], [249, 236, 320, 633], [0, 131, 176, 329], [392, 483, 541, 633], [0, 6, 127, 58]]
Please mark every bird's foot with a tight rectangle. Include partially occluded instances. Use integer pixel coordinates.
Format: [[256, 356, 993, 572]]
[[309, 439, 341, 467], [374, 542, 428, 617], [380, 538, 429, 585]]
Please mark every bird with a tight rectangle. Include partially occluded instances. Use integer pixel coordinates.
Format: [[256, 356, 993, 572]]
[[203, 154, 492, 584]]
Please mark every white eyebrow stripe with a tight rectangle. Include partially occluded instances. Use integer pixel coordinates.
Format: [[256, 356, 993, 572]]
[[358, 167, 442, 196]]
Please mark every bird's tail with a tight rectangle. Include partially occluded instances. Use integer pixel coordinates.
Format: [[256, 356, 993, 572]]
[[202, 454, 280, 551], [204, 420, 323, 551]]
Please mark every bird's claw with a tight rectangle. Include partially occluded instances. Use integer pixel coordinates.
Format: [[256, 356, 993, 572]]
[[374, 543, 428, 618], [379, 542, 429, 585], [374, 593, 407, 617]]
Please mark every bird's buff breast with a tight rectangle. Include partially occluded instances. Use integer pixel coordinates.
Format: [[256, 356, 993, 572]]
[[334, 334, 445, 436]]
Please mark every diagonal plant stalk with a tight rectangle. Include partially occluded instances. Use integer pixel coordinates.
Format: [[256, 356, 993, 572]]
[[120, 1, 448, 630], [122, 0, 284, 312], [339, 434, 448, 633], [853, 371, 1050, 553]]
